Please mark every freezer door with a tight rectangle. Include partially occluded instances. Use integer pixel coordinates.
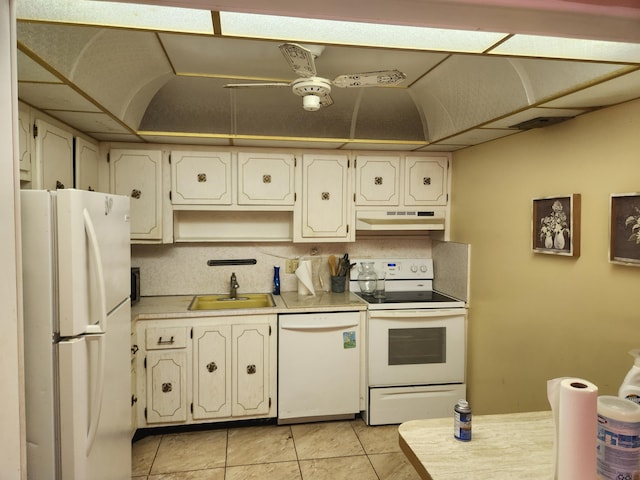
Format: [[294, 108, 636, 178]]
[[56, 189, 130, 337], [58, 301, 131, 480]]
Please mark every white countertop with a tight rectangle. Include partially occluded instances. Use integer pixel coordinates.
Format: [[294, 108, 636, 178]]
[[132, 291, 366, 320], [398, 411, 554, 480]]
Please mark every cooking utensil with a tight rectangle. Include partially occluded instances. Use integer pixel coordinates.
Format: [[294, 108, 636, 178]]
[[328, 255, 337, 276]]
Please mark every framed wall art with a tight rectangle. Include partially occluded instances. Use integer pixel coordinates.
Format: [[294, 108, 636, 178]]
[[609, 193, 640, 266], [532, 194, 581, 257]]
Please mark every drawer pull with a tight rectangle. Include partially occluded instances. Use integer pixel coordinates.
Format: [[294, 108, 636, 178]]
[[157, 336, 175, 345], [162, 382, 172, 393], [131, 188, 142, 199], [247, 364, 257, 375], [206, 361, 218, 373]]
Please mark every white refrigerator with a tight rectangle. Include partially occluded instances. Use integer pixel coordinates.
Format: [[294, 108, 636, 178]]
[[21, 189, 132, 480]]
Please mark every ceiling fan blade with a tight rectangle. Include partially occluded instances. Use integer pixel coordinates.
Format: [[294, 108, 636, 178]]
[[279, 43, 317, 78], [224, 82, 290, 88], [319, 93, 334, 108], [332, 70, 407, 88]]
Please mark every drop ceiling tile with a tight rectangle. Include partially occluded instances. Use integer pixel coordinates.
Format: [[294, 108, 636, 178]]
[[541, 69, 640, 109], [341, 142, 426, 151], [139, 134, 232, 146], [18, 83, 100, 112], [233, 138, 347, 149], [483, 107, 588, 129], [17, 51, 60, 83], [440, 128, 519, 145], [88, 133, 143, 143], [417, 144, 468, 152], [46, 111, 131, 134]]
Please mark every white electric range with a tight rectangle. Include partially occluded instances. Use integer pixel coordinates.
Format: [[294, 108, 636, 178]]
[[350, 257, 467, 425]]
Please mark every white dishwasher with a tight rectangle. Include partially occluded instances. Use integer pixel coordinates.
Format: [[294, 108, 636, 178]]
[[278, 311, 360, 424]]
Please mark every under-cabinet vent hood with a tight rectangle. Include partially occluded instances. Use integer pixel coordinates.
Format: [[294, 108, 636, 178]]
[[356, 209, 446, 232]]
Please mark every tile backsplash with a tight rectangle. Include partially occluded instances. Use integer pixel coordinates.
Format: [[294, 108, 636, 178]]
[[132, 237, 431, 297]]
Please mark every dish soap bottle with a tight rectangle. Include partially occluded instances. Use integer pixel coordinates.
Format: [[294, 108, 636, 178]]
[[619, 349, 640, 405], [272, 266, 281, 295]]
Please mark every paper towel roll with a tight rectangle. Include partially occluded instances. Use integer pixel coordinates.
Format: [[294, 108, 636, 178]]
[[547, 377, 599, 480], [295, 260, 315, 296]]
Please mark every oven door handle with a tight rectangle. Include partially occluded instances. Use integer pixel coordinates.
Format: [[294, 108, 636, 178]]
[[368, 309, 464, 319]]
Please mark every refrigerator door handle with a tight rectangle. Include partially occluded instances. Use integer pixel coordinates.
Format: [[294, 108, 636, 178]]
[[86, 333, 106, 455], [83, 208, 107, 334]]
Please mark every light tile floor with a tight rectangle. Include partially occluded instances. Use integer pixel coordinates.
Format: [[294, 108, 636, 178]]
[[132, 418, 422, 480]]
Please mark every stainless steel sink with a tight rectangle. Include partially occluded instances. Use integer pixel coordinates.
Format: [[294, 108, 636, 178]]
[[188, 293, 275, 311]]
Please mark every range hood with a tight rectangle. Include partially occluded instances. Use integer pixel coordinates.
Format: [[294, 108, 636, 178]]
[[356, 208, 446, 232]]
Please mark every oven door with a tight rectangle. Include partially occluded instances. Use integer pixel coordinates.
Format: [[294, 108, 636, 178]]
[[368, 309, 466, 386]]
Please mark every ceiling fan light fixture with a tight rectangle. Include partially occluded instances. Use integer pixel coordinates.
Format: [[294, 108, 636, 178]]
[[303, 94, 321, 111]]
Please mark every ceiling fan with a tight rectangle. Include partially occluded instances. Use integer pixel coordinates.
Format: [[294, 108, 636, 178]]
[[224, 43, 407, 112]]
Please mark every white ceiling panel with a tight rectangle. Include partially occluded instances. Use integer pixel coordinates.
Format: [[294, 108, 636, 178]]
[[541, 69, 640, 109], [47, 111, 132, 134], [442, 128, 520, 145], [483, 108, 589, 129], [18, 83, 101, 112], [17, 51, 61, 83]]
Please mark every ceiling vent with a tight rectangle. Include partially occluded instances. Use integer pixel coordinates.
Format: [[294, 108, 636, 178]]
[[510, 116, 574, 130]]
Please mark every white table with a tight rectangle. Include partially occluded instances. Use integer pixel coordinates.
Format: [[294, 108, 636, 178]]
[[398, 411, 555, 480]]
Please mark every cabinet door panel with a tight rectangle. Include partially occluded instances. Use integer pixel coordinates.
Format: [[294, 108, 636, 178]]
[[192, 325, 231, 420], [146, 351, 187, 424], [404, 156, 448, 205], [18, 103, 31, 181], [75, 138, 100, 192], [355, 155, 400, 206], [110, 149, 162, 240], [35, 119, 73, 190], [298, 154, 352, 240], [232, 324, 270, 417], [237, 152, 295, 205], [171, 151, 232, 205]]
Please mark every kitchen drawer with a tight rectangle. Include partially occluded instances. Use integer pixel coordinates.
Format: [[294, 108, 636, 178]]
[[145, 326, 188, 350]]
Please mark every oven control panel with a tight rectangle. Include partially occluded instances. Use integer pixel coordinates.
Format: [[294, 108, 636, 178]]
[[349, 258, 434, 280]]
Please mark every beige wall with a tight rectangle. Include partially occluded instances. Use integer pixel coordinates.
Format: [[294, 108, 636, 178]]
[[450, 98, 640, 414]]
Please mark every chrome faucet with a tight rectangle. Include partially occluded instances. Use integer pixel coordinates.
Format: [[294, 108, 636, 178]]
[[229, 272, 239, 299]]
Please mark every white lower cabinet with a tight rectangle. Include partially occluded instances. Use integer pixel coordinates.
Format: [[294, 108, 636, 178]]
[[136, 315, 276, 428]]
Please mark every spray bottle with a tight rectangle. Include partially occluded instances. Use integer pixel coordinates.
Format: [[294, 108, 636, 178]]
[[619, 349, 640, 405]]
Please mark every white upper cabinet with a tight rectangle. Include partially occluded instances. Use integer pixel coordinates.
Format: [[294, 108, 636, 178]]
[[75, 137, 100, 192], [110, 149, 163, 242], [295, 153, 354, 242], [237, 152, 295, 206], [18, 103, 32, 182], [171, 151, 232, 205], [34, 118, 74, 190], [404, 155, 449, 206], [354, 155, 401, 206]]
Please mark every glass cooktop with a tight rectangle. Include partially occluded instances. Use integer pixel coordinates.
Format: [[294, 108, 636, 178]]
[[355, 290, 461, 304]]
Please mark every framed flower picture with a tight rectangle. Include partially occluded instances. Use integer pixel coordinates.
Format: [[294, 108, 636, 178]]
[[532, 194, 581, 257], [609, 193, 640, 266]]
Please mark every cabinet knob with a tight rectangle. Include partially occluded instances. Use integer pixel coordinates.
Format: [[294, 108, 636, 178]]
[[162, 382, 172, 393], [131, 189, 142, 199], [206, 361, 218, 373], [321, 192, 330, 201], [263, 174, 272, 184], [197, 173, 207, 182], [374, 176, 383, 185], [423, 177, 431, 185], [56, 180, 65, 189], [246, 364, 257, 375]]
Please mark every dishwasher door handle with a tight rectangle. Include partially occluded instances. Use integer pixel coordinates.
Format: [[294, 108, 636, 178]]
[[280, 322, 358, 331]]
